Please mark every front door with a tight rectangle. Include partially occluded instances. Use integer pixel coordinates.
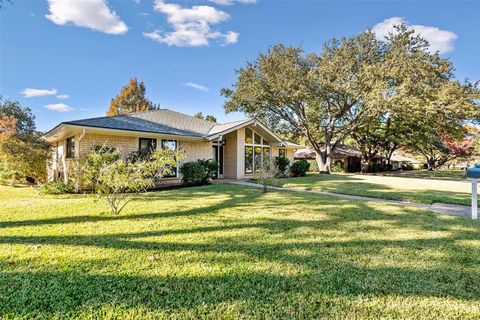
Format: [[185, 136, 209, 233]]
[[212, 145, 224, 178]]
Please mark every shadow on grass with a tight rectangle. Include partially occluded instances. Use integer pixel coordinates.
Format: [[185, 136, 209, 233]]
[[1, 184, 480, 318], [275, 174, 472, 206]]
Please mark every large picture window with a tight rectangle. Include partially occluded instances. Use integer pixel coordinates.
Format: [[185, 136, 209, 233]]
[[161, 139, 177, 177], [66, 137, 75, 158], [244, 128, 271, 174]]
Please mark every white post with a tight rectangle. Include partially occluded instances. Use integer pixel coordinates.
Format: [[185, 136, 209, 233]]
[[472, 179, 478, 220]]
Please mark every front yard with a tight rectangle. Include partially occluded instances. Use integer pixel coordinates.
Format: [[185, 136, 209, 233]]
[[1, 183, 479, 319], [272, 173, 474, 206]]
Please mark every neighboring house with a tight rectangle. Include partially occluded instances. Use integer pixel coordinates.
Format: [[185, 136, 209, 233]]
[[390, 153, 421, 170], [43, 109, 299, 184], [295, 145, 383, 172]]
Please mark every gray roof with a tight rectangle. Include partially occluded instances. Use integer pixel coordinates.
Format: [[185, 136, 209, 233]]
[[61, 109, 219, 137]]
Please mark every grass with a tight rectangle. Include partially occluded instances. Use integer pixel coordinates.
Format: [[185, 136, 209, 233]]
[[1, 183, 479, 319], [272, 173, 474, 206], [374, 169, 467, 181]]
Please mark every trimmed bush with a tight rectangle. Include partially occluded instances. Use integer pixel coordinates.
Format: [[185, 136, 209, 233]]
[[290, 160, 310, 177], [274, 156, 290, 177], [39, 181, 74, 195], [180, 159, 219, 186]]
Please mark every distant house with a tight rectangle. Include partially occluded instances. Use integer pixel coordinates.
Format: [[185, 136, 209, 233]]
[[295, 145, 383, 172], [390, 153, 421, 170], [295, 146, 420, 172], [43, 109, 300, 184]]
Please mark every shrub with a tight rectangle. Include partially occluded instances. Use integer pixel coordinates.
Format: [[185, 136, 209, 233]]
[[255, 158, 277, 193], [274, 156, 290, 177], [39, 181, 74, 195], [290, 160, 310, 177], [180, 162, 206, 185], [180, 159, 219, 185], [402, 162, 414, 171], [80, 148, 182, 215], [331, 160, 344, 173], [197, 159, 219, 181], [307, 160, 318, 172]]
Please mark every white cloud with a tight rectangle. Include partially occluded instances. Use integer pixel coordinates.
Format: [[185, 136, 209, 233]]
[[143, 0, 239, 47], [44, 103, 74, 112], [45, 0, 128, 35], [372, 17, 458, 54], [21, 88, 57, 98], [209, 0, 256, 5], [182, 82, 209, 92], [56, 94, 69, 99]]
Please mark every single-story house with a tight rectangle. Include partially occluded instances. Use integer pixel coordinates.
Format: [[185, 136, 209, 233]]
[[43, 109, 300, 184], [390, 153, 421, 170], [295, 145, 383, 172]]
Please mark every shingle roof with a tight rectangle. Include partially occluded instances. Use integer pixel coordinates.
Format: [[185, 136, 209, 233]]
[[62, 109, 218, 137]]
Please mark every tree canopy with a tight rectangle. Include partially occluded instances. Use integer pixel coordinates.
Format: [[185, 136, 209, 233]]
[[222, 25, 479, 172], [193, 112, 217, 123], [106, 78, 158, 116], [0, 96, 36, 136]]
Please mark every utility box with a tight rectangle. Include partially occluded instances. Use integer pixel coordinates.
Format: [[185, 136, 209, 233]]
[[467, 164, 480, 179]]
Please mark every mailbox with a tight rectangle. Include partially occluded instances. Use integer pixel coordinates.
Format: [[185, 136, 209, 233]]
[[467, 164, 480, 179], [467, 164, 479, 220]]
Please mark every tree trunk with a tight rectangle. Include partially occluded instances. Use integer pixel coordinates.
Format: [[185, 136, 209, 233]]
[[313, 144, 331, 174]]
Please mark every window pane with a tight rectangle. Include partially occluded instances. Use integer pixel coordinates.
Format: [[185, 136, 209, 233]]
[[254, 147, 262, 173], [279, 148, 286, 158], [162, 140, 176, 151], [254, 132, 261, 144], [245, 146, 253, 174], [245, 128, 253, 144], [161, 140, 177, 177], [263, 138, 270, 146], [139, 138, 157, 154], [66, 137, 75, 158], [263, 147, 271, 171]]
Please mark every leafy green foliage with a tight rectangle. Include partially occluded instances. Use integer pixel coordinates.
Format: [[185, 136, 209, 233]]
[[274, 156, 290, 177], [290, 160, 310, 177], [180, 159, 219, 185], [0, 96, 36, 135], [193, 112, 217, 123], [38, 181, 74, 195], [0, 134, 49, 184]]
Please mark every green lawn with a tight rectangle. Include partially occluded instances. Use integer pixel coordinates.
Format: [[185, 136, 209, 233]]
[[1, 184, 479, 319], [273, 173, 474, 206], [374, 169, 467, 181]]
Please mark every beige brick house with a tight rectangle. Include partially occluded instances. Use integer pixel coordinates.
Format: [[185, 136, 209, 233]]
[[43, 109, 299, 184]]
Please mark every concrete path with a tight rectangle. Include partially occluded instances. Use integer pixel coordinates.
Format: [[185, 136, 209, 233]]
[[229, 180, 476, 219]]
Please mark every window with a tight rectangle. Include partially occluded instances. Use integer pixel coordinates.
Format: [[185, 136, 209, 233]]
[[161, 139, 177, 177], [244, 128, 271, 174], [279, 148, 287, 158], [245, 128, 253, 144], [245, 146, 253, 174], [66, 137, 75, 158], [139, 138, 157, 155]]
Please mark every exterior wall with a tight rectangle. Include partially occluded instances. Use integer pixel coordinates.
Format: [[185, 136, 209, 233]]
[[48, 132, 215, 183], [271, 146, 295, 164], [223, 130, 238, 179], [48, 135, 78, 183], [178, 140, 212, 164]]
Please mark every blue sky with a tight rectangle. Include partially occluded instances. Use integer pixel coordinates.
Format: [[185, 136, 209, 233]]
[[1, 0, 479, 132]]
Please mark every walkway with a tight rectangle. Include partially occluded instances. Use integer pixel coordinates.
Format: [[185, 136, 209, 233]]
[[229, 180, 476, 219]]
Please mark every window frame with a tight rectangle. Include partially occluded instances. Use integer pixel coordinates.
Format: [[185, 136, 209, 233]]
[[244, 128, 271, 174], [161, 139, 178, 178], [279, 148, 287, 158], [138, 138, 157, 155], [66, 136, 75, 159]]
